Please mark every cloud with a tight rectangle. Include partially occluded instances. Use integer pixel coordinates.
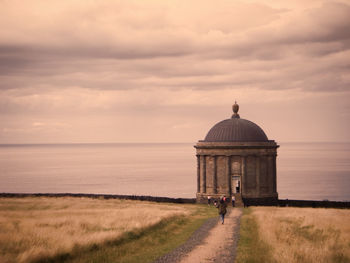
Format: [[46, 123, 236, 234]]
[[0, 0, 285, 63], [0, 1, 348, 95], [0, 0, 349, 143]]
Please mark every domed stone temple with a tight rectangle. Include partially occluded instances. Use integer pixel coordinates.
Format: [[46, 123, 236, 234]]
[[195, 102, 279, 205]]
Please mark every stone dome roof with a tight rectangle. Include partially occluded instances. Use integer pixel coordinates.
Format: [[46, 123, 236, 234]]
[[204, 102, 268, 142]]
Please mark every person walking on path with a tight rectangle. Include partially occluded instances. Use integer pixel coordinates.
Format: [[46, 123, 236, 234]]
[[207, 195, 211, 206], [171, 208, 242, 263], [216, 198, 227, 224], [231, 195, 235, 207]]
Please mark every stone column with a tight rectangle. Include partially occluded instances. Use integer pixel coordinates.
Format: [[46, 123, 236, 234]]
[[201, 155, 206, 193], [196, 155, 200, 193], [273, 154, 277, 193], [226, 156, 231, 196], [267, 155, 273, 194], [256, 155, 260, 196], [241, 156, 246, 195], [213, 156, 217, 194]]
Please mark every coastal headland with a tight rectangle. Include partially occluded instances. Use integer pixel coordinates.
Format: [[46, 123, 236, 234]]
[[0, 194, 349, 263]]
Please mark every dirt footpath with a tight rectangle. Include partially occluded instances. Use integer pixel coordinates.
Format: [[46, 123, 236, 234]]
[[179, 208, 242, 263]]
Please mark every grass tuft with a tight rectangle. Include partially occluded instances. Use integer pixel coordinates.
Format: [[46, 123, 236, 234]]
[[236, 208, 274, 263]]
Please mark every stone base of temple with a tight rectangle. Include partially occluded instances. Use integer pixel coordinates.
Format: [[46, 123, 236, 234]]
[[242, 196, 279, 206], [196, 193, 227, 204], [196, 192, 278, 206]]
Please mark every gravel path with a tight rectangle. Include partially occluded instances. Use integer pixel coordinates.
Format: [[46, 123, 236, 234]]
[[153, 208, 242, 263]]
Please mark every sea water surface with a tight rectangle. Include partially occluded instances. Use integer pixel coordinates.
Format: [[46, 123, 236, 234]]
[[0, 142, 349, 201]]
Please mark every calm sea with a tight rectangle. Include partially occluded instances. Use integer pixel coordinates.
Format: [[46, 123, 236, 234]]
[[0, 142, 349, 201]]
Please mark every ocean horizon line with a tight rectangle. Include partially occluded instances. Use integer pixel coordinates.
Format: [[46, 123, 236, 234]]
[[1, 141, 350, 147], [0, 142, 194, 147]]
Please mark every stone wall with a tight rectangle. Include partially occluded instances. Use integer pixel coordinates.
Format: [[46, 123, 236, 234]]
[[2, 193, 348, 208]]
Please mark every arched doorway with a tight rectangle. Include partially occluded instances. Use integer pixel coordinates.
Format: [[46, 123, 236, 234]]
[[231, 159, 241, 194]]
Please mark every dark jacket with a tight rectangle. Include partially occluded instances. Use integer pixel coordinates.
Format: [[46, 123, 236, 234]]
[[217, 202, 227, 215]]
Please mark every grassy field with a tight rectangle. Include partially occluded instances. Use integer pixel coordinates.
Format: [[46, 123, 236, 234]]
[[235, 208, 273, 263], [236, 207, 350, 263], [0, 197, 217, 263]]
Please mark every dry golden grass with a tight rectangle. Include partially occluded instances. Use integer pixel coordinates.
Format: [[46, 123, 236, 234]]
[[252, 207, 350, 263], [0, 197, 193, 263]]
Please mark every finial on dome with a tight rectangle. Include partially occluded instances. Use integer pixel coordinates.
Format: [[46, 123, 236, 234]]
[[232, 101, 240, 118]]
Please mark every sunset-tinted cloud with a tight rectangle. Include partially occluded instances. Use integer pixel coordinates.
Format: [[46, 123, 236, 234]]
[[1, 0, 349, 143]]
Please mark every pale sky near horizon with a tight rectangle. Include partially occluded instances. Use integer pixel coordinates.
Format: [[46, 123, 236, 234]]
[[1, 0, 350, 144]]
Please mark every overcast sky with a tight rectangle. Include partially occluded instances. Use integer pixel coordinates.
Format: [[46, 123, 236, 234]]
[[1, 0, 349, 144]]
